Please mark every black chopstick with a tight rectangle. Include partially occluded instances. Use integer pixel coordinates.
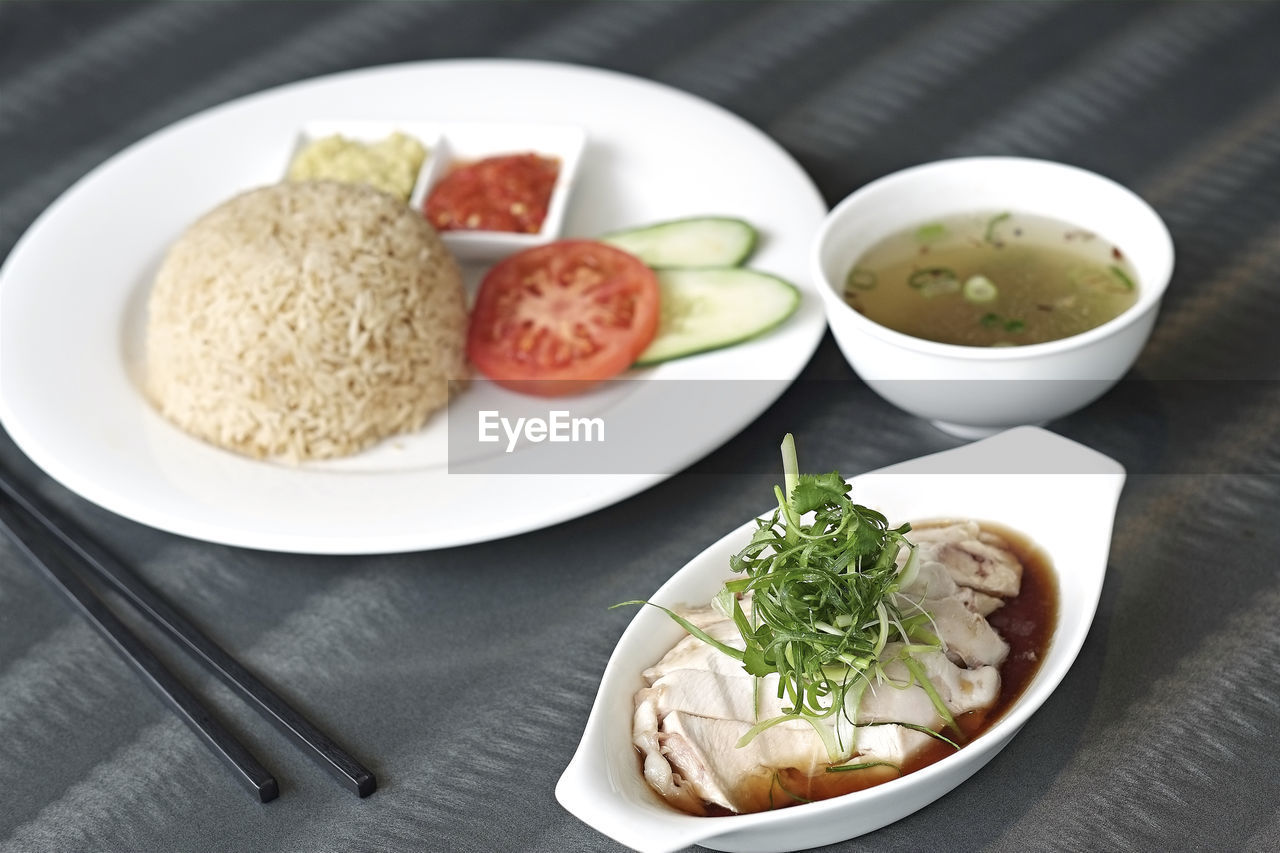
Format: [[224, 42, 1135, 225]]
[[0, 490, 279, 802], [0, 471, 377, 800]]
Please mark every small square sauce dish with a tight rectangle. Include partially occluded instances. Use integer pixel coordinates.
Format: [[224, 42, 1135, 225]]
[[412, 122, 587, 263]]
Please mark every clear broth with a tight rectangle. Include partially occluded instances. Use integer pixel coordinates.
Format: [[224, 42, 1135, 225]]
[[843, 212, 1139, 347]]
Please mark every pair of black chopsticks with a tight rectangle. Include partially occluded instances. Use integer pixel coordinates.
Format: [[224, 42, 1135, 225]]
[[0, 467, 376, 803]]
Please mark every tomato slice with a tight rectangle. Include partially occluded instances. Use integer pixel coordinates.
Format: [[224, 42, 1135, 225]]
[[466, 240, 660, 395]]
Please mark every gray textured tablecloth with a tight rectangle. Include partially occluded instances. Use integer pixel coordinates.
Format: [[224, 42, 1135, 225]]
[[3, 2, 1280, 851]]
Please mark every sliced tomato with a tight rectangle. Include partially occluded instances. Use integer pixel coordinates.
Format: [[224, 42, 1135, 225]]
[[466, 240, 660, 395]]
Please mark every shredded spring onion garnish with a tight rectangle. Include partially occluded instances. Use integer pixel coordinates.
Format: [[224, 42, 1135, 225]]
[[618, 435, 962, 770]]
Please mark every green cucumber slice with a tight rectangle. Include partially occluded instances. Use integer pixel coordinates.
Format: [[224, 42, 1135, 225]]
[[601, 217, 758, 268], [636, 268, 800, 365]]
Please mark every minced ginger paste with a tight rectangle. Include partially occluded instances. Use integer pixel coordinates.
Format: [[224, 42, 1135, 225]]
[[287, 132, 427, 203]]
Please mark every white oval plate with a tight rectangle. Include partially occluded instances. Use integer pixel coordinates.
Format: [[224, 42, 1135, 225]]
[[0, 60, 827, 554], [556, 427, 1125, 853]]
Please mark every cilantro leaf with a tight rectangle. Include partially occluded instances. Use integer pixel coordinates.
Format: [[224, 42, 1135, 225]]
[[788, 471, 850, 514]]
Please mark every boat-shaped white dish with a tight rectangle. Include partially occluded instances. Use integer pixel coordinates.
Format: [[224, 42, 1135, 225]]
[[556, 426, 1125, 852]]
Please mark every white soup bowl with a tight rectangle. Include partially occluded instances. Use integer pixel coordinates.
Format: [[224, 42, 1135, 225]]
[[812, 157, 1174, 438]]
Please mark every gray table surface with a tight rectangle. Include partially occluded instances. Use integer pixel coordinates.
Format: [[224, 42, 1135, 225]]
[[3, 2, 1280, 851]]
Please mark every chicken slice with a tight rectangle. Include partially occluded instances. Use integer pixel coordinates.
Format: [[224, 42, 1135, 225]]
[[837, 718, 934, 769], [897, 647, 1001, 712], [898, 557, 959, 601], [858, 645, 999, 721], [639, 668, 796, 723], [642, 607, 747, 682], [635, 707, 829, 814], [921, 596, 1009, 667], [633, 693, 709, 815], [955, 586, 1005, 616], [909, 521, 1023, 598], [899, 536, 1010, 615], [907, 519, 983, 545]]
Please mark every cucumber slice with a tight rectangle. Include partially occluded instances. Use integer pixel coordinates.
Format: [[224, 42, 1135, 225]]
[[601, 217, 758, 268], [636, 268, 800, 365]]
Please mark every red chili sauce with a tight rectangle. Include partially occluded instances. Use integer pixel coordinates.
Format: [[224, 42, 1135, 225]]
[[424, 153, 559, 234]]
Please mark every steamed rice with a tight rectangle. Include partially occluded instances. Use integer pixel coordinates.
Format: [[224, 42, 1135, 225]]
[[145, 180, 468, 462]]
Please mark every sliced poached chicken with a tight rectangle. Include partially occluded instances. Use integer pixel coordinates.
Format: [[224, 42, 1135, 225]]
[[633, 520, 1023, 815]]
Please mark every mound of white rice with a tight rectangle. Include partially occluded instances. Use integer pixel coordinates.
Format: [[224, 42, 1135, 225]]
[[145, 180, 468, 462]]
